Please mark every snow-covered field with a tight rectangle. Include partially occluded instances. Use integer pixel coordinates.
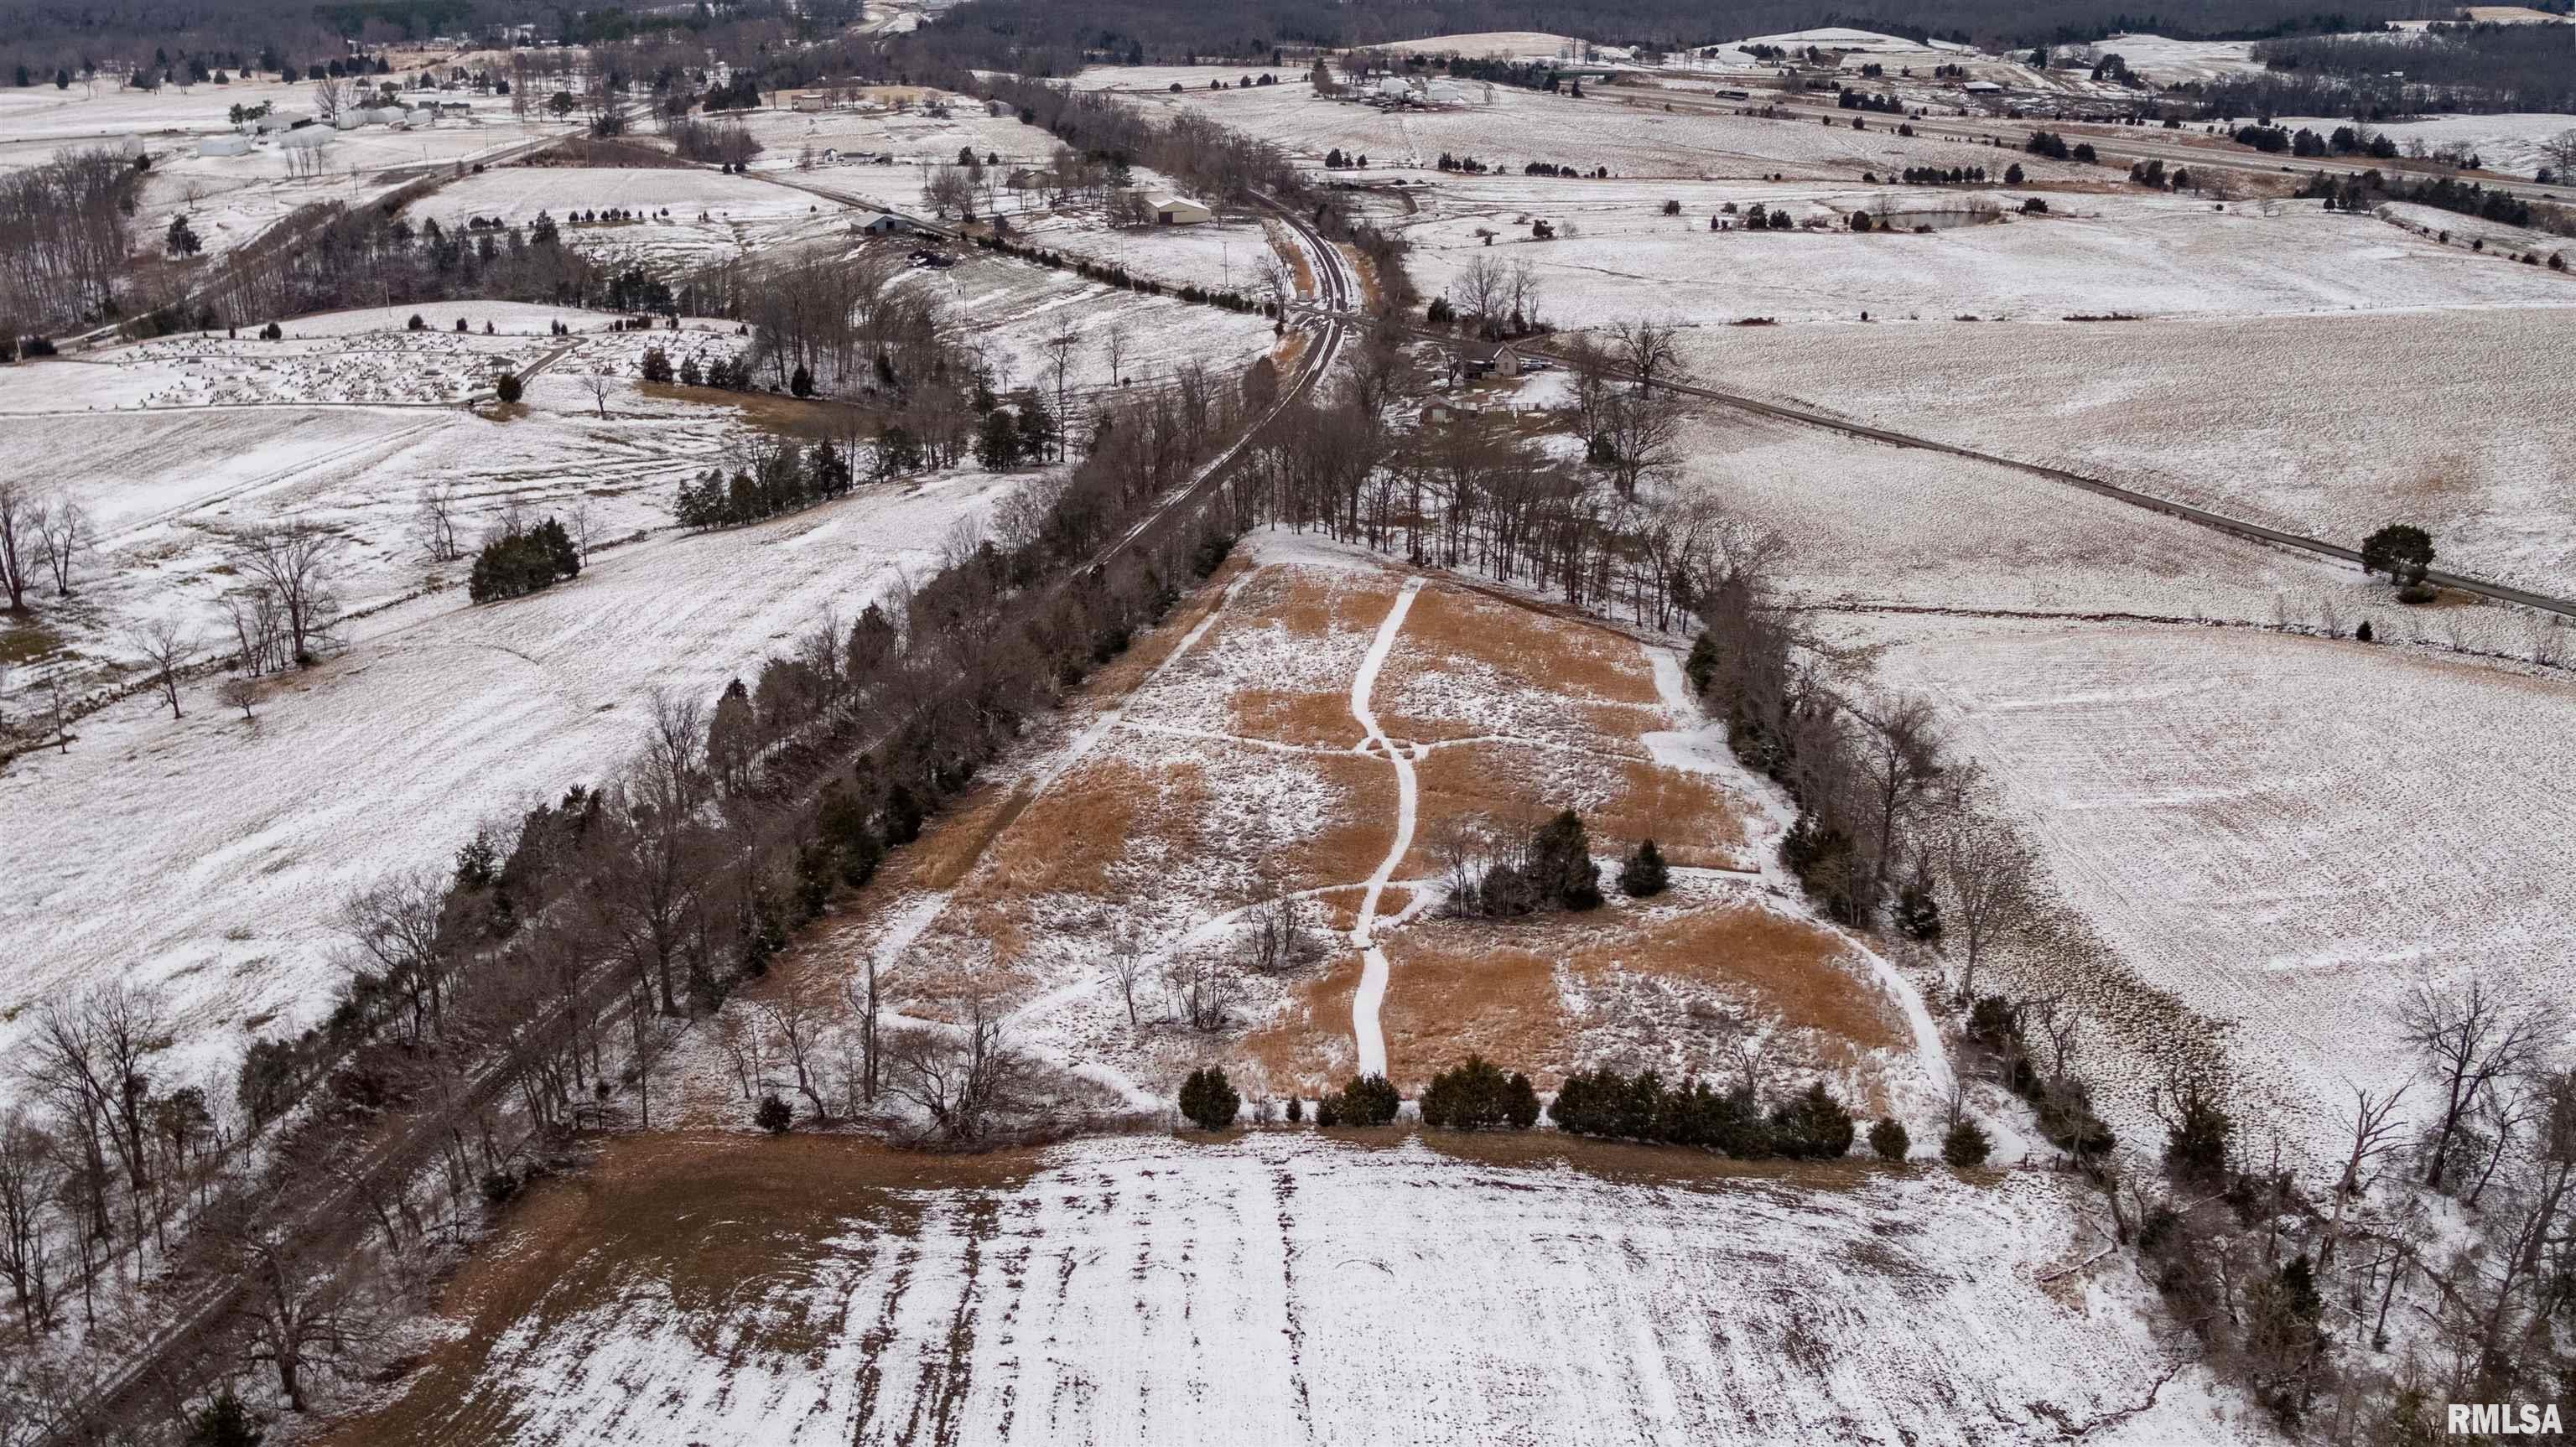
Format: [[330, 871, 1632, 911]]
[[1116, 79, 2077, 179], [2084, 34, 2270, 85], [1402, 184, 2575, 328], [422, 163, 840, 266], [1662, 307, 2576, 596], [334, 1129, 2256, 1447], [0, 458, 1021, 1092], [1857, 616, 2576, 1169]]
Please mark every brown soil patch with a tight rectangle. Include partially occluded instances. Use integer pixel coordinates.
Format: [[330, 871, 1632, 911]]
[[637, 381, 886, 442], [318, 1133, 1045, 1447], [937, 755, 1212, 969]]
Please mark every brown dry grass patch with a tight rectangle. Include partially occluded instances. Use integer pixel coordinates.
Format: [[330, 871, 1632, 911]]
[[1234, 952, 1363, 1095], [1377, 932, 1572, 1092], [1592, 758, 1751, 869], [1571, 905, 1904, 1057], [1230, 687, 1358, 747], [1280, 752, 1400, 893], [637, 381, 884, 442], [1400, 585, 1661, 707]]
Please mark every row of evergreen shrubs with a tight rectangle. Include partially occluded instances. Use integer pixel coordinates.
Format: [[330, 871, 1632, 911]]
[[1175, 1059, 2001, 1168], [673, 438, 856, 529]]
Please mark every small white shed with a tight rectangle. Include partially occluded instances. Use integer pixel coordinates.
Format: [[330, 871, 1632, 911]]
[[198, 133, 255, 158], [1150, 193, 1212, 226]]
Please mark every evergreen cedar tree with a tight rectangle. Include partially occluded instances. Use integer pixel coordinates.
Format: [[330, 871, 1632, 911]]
[[1530, 810, 1604, 910], [2360, 523, 2435, 588], [1618, 838, 1669, 898], [1868, 1117, 1910, 1161], [1416, 1055, 1541, 1130], [1942, 1117, 1992, 1167], [1315, 1072, 1400, 1128], [1178, 1066, 1239, 1130], [190, 1390, 265, 1447], [467, 517, 579, 604], [495, 371, 523, 403], [755, 1092, 792, 1133]]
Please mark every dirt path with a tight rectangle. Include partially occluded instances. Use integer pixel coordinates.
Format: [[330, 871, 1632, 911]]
[[1346, 578, 1424, 1077]]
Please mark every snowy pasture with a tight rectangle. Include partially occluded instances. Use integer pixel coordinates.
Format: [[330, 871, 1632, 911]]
[[1665, 307, 2576, 596], [423, 163, 842, 266], [1402, 184, 2576, 329], [0, 459, 1021, 1092], [1857, 616, 2576, 1170], [1119, 79, 2080, 179], [330, 1129, 2257, 1447]]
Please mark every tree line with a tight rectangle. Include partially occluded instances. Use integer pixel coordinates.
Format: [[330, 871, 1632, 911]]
[[2, 329, 1275, 1438]]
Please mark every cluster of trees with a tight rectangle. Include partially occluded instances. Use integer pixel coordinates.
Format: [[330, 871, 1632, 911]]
[[0, 479, 94, 614], [1737, 203, 1797, 230], [1321, 148, 1371, 168], [2295, 166, 2565, 234], [668, 116, 761, 165], [1964, 994, 2114, 1161], [1312, 1073, 1401, 1128], [1435, 808, 1610, 917], [2217, 23, 2576, 117], [1550, 1071, 1858, 1159], [1891, 165, 1991, 184], [1835, 87, 1903, 114], [2023, 130, 2098, 163], [673, 440, 856, 529], [1416, 1055, 1540, 1130], [0, 148, 143, 333], [172, 191, 615, 336], [465, 516, 579, 604], [973, 401, 1060, 470]]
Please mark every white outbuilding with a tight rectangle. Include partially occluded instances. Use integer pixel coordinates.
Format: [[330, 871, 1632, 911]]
[[198, 133, 255, 158], [278, 127, 332, 150], [1149, 193, 1212, 226]]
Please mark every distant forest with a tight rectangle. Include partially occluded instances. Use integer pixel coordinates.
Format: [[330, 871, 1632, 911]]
[[883, 0, 2414, 76], [0, 0, 2420, 83], [2204, 23, 2576, 116]]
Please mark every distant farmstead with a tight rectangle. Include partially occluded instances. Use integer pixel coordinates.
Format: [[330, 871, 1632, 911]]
[[1149, 193, 1212, 226]]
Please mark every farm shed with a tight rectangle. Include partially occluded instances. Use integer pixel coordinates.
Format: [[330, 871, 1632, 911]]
[[860, 211, 918, 235], [1150, 193, 1212, 226], [792, 92, 831, 113], [278, 127, 332, 150], [197, 134, 254, 158]]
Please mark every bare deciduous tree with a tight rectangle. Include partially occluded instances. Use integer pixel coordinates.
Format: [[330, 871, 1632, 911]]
[[2399, 972, 2557, 1190], [581, 372, 613, 418], [32, 495, 90, 597], [230, 521, 340, 667], [1610, 317, 1684, 392], [0, 478, 38, 611], [883, 993, 1041, 1144], [756, 975, 831, 1123], [125, 618, 195, 718], [415, 484, 465, 563], [1938, 813, 2038, 1003]]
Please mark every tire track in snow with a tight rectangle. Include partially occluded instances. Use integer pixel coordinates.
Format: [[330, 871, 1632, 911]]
[[1346, 577, 1424, 1079]]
